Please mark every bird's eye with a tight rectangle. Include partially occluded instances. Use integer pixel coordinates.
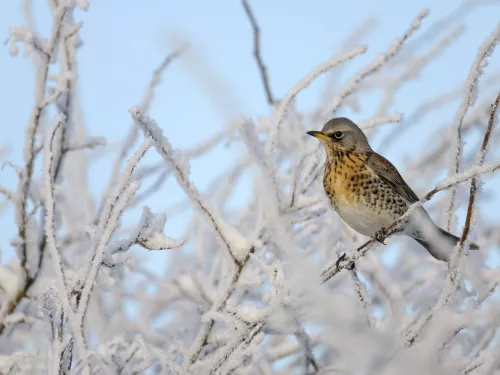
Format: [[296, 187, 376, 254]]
[[331, 131, 344, 139]]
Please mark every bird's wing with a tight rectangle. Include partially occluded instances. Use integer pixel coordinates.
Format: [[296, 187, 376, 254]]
[[366, 152, 420, 204]]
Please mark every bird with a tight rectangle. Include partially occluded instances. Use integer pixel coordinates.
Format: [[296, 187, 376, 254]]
[[307, 117, 479, 263]]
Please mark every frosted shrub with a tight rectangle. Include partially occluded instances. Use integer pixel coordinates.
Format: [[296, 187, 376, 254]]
[[0, 1, 499, 374]]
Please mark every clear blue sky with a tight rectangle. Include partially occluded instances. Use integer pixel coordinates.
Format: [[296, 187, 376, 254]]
[[1, 0, 499, 270]]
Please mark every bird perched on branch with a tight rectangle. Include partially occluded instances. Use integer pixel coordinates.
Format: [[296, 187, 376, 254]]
[[307, 117, 479, 262]]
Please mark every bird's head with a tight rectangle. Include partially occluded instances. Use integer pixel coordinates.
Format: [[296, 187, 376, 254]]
[[307, 117, 372, 155]]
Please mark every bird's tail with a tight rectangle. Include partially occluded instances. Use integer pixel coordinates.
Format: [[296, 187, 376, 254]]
[[413, 227, 479, 262]]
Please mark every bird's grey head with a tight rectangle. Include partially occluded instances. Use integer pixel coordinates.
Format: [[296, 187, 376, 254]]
[[306, 117, 372, 154]]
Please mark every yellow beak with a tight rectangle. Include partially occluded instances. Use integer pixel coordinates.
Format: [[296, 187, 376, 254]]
[[306, 130, 328, 140]]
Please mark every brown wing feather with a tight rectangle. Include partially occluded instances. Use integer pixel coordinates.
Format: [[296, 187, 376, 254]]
[[366, 152, 420, 204]]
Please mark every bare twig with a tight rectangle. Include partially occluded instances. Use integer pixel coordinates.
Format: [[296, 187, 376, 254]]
[[242, 0, 275, 105], [0, 187, 15, 202], [294, 319, 320, 373]]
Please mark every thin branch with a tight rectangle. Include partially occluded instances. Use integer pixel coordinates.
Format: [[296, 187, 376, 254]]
[[350, 270, 373, 327], [207, 321, 265, 375], [359, 112, 403, 131], [75, 140, 151, 322], [0, 187, 15, 202], [374, 26, 464, 118], [33, 6, 77, 288], [0, 6, 69, 336], [294, 319, 320, 373], [43, 114, 89, 371], [458, 91, 500, 249], [242, 0, 275, 105], [445, 23, 500, 231], [16, 5, 67, 269], [63, 137, 106, 153]]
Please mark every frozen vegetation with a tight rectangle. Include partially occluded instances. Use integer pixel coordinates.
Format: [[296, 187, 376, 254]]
[[0, 1, 500, 374]]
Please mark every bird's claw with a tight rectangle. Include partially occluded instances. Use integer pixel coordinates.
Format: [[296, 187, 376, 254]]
[[336, 253, 355, 271], [375, 228, 387, 245]]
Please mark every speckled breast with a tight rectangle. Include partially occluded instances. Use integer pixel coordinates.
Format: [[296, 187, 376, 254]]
[[323, 151, 407, 218]]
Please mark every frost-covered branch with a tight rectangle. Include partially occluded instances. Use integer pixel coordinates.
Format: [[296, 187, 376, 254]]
[[13, 5, 68, 265], [458, 91, 500, 249], [74, 139, 151, 323], [266, 46, 367, 152], [359, 112, 403, 131], [129, 108, 247, 265], [445, 23, 500, 231], [322, 8, 429, 116], [43, 115, 89, 372]]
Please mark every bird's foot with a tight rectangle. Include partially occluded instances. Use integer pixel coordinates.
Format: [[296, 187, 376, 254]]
[[375, 227, 387, 245], [336, 253, 355, 271]]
